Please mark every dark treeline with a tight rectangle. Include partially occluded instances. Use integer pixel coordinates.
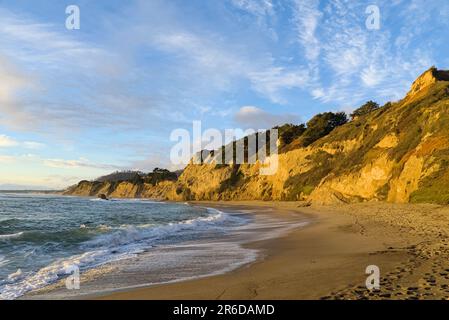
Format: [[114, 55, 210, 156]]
[[95, 168, 179, 185]]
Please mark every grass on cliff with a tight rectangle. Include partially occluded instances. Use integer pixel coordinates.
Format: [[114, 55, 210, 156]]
[[410, 173, 449, 204], [283, 150, 333, 200], [410, 149, 449, 204], [218, 165, 244, 193]]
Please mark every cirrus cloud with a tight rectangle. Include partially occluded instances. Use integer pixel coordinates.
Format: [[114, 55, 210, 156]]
[[234, 106, 301, 129], [0, 134, 45, 149]]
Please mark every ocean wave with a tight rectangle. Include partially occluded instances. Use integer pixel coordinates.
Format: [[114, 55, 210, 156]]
[[0, 208, 231, 300], [89, 198, 166, 204], [0, 236, 162, 300], [82, 209, 227, 248], [89, 198, 107, 202], [0, 232, 24, 240], [0, 218, 25, 225], [0, 250, 114, 300], [8, 229, 91, 244], [0, 255, 9, 268], [7, 269, 23, 281]]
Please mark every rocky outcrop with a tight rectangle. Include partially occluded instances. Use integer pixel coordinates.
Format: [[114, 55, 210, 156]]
[[63, 180, 176, 200], [98, 194, 108, 200], [405, 67, 449, 102]]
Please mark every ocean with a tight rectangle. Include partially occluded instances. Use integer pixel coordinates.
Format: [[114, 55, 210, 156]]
[[0, 193, 306, 300]]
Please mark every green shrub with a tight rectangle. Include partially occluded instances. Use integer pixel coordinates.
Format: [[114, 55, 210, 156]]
[[350, 101, 380, 119], [300, 112, 348, 147]]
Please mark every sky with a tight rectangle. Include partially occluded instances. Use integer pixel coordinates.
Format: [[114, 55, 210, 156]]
[[1, 0, 449, 189]]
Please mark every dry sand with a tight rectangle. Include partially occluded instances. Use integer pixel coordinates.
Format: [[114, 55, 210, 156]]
[[95, 201, 449, 300]]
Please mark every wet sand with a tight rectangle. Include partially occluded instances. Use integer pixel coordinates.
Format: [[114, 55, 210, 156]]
[[95, 201, 449, 300]]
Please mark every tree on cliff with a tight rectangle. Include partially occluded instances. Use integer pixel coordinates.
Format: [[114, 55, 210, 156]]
[[277, 123, 306, 145], [95, 170, 144, 182], [300, 112, 348, 147], [144, 168, 178, 185], [350, 101, 380, 119]]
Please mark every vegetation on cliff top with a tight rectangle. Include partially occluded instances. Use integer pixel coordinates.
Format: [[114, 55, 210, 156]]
[[350, 101, 380, 119], [93, 168, 178, 185]]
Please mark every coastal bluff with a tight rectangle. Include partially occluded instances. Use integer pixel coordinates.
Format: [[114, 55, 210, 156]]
[[65, 67, 449, 205]]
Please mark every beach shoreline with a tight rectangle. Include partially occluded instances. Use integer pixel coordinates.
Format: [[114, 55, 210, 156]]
[[22, 200, 309, 300], [93, 201, 441, 300], [24, 200, 449, 300]]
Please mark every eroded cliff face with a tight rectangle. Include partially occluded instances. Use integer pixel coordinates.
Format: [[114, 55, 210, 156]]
[[65, 68, 449, 205], [63, 180, 175, 199], [406, 67, 449, 98]]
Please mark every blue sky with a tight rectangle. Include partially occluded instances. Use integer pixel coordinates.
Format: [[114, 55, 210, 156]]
[[1, 0, 449, 189]]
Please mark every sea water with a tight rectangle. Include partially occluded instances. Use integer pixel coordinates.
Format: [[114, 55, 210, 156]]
[[0, 193, 306, 299]]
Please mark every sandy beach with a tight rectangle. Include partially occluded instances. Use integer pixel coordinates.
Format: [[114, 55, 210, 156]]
[[89, 201, 448, 300]]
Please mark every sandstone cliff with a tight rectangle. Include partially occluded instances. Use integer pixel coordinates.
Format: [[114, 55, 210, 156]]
[[65, 67, 449, 205]]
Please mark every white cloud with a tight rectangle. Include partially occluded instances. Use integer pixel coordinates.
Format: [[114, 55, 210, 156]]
[[0, 134, 45, 149], [43, 158, 123, 170], [0, 151, 123, 171], [0, 134, 18, 147], [231, 0, 274, 17], [0, 155, 15, 163], [0, 55, 36, 128], [249, 67, 310, 104], [150, 31, 244, 90], [0, 9, 108, 69], [292, 0, 322, 62], [311, 88, 325, 99], [295, 0, 437, 107], [234, 106, 301, 129], [147, 27, 310, 104], [40, 175, 90, 189], [22, 141, 45, 149], [0, 9, 135, 132], [0, 153, 37, 164], [230, 0, 278, 40], [0, 153, 125, 188]]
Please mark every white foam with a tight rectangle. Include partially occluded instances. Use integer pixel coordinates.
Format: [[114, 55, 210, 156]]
[[0, 205, 308, 300], [0, 252, 93, 300], [0, 208, 229, 300], [0, 232, 24, 240], [89, 198, 166, 204], [82, 211, 225, 248], [0, 255, 9, 268], [0, 248, 142, 300], [7, 269, 23, 281]]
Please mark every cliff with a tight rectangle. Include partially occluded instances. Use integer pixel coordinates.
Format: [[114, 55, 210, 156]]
[[65, 67, 449, 205]]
